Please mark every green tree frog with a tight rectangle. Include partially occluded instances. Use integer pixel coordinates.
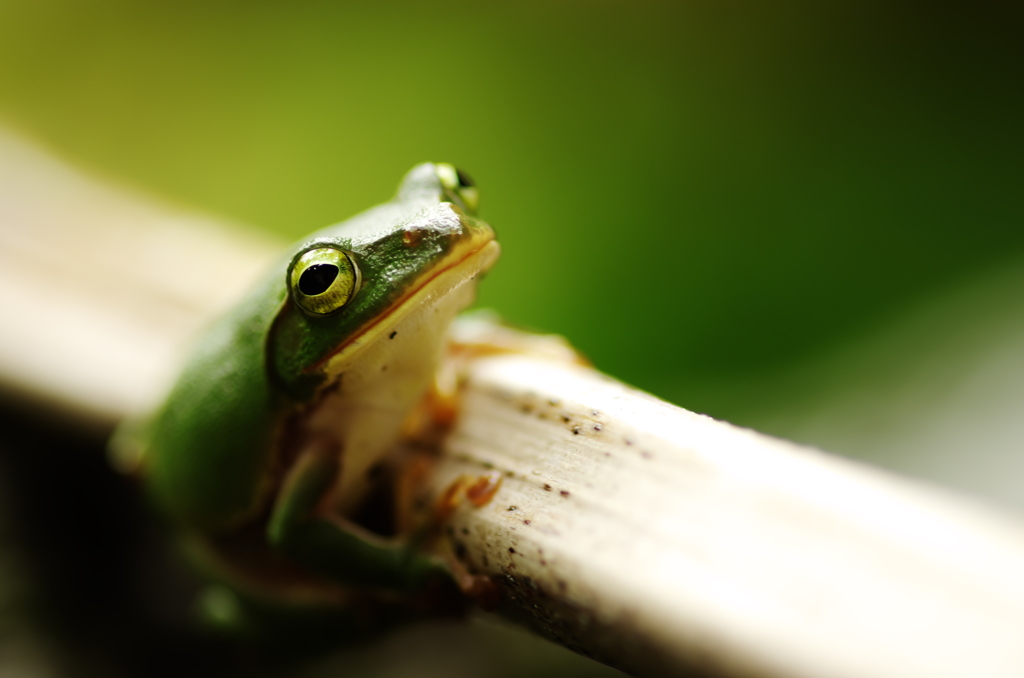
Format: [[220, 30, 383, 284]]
[[114, 164, 498, 634]]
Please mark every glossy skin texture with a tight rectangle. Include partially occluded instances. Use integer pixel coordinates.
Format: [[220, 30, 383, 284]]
[[131, 164, 497, 599]]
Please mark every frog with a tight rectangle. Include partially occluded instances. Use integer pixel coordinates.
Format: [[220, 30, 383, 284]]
[[112, 163, 499, 638]]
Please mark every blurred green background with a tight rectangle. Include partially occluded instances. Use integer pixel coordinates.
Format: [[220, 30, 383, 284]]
[[1, 0, 1019, 418], [1, 1, 1023, 676]]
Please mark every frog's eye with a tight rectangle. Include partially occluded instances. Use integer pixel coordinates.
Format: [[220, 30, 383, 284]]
[[436, 163, 479, 215], [289, 246, 361, 316]]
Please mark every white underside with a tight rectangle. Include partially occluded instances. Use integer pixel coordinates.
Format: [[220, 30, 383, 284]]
[[299, 241, 499, 514]]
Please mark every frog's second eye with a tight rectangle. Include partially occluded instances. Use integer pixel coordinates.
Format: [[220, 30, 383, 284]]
[[436, 163, 479, 215], [289, 246, 360, 316]]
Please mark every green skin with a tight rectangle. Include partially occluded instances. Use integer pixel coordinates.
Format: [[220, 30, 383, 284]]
[[130, 164, 495, 603]]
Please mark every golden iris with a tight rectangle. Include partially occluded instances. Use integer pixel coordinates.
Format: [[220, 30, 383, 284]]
[[289, 246, 360, 316]]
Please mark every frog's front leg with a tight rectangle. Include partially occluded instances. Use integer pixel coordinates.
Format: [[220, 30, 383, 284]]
[[267, 437, 445, 592]]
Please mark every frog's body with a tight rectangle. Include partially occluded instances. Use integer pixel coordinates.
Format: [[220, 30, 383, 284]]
[[119, 164, 497, 617]]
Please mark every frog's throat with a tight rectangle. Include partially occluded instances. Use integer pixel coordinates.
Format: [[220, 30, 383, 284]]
[[314, 239, 500, 375]]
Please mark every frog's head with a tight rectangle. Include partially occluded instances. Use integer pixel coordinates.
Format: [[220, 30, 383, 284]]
[[269, 163, 498, 400]]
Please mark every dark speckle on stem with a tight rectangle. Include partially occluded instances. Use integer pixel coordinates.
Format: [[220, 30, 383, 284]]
[[572, 426, 581, 435], [389, 331, 397, 339], [508, 547, 516, 554], [560, 490, 570, 497], [543, 484, 552, 491]]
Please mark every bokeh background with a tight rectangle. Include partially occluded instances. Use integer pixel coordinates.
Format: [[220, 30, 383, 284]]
[[1, 1, 1023, 676]]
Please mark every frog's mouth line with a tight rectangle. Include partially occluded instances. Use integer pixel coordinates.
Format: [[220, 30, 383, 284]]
[[312, 238, 501, 374]]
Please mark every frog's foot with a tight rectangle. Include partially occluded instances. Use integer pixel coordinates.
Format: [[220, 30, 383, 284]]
[[446, 310, 587, 367], [393, 465, 504, 544], [409, 311, 587, 432], [410, 470, 504, 609], [433, 470, 503, 522]]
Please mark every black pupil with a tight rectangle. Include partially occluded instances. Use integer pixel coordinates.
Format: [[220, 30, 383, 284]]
[[299, 263, 339, 296], [455, 168, 475, 187]]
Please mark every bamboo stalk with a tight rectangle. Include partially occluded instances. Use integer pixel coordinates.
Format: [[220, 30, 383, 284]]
[[424, 353, 1024, 677]]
